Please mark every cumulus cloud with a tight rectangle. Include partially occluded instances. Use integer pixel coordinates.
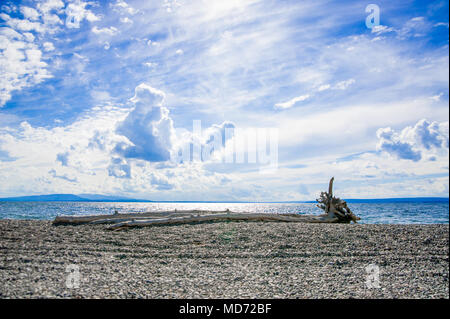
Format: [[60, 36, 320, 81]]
[[150, 173, 173, 190], [65, 0, 100, 28], [37, 0, 65, 16], [0, 0, 102, 106], [1, 13, 45, 33], [22, 32, 35, 42], [0, 144, 15, 162], [114, 84, 175, 162], [0, 27, 52, 106], [108, 157, 131, 178], [20, 6, 40, 21], [171, 120, 236, 164], [88, 130, 109, 150], [110, 0, 138, 15], [376, 119, 449, 161], [376, 127, 422, 161], [201, 121, 235, 161], [43, 41, 55, 51], [402, 119, 449, 150], [13, 1, 63, 36]]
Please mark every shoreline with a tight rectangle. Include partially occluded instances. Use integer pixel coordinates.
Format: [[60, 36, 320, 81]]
[[1, 220, 448, 298]]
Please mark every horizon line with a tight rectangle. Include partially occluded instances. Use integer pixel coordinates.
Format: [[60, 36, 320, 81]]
[[0, 193, 448, 203]]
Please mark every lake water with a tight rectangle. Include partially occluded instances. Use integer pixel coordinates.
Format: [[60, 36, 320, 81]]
[[0, 201, 448, 224]]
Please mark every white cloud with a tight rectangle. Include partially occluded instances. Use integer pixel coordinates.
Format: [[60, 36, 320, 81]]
[[0, 96, 236, 197], [0, 0, 107, 106], [43, 41, 55, 52], [274, 94, 310, 109], [0, 27, 23, 40], [376, 119, 449, 161], [36, 0, 65, 27], [317, 84, 330, 91], [111, 0, 138, 15], [113, 84, 176, 162], [37, 0, 65, 15], [0, 1, 448, 199], [65, 0, 100, 28], [91, 90, 111, 101], [430, 93, 443, 101], [92, 26, 119, 36], [150, 173, 173, 190], [143, 62, 157, 67], [1, 5, 14, 14], [376, 127, 422, 161], [20, 6, 40, 21], [0, 28, 52, 107], [108, 157, 131, 178], [22, 32, 35, 42], [371, 25, 395, 35], [1, 13, 45, 33], [334, 78, 355, 90], [397, 16, 429, 39], [120, 17, 132, 24], [163, 0, 181, 13], [434, 22, 449, 28]]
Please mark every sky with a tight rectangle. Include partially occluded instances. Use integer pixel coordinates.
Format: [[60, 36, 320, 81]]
[[0, 0, 448, 201]]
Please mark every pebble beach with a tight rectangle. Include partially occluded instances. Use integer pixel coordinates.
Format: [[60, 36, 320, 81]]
[[0, 219, 448, 298]]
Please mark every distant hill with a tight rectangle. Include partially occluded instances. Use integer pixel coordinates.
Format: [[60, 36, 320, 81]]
[[0, 194, 87, 201], [0, 194, 152, 202], [78, 194, 151, 202]]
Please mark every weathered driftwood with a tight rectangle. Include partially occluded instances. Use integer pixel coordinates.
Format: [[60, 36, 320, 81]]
[[52, 178, 360, 229], [52, 210, 216, 225], [316, 177, 360, 223], [106, 213, 338, 230]]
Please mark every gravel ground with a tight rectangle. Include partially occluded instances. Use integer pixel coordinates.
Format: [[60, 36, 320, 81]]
[[0, 220, 448, 298]]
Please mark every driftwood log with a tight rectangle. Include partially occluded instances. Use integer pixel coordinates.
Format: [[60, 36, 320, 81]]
[[52, 178, 360, 230], [316, 177, 360, 223]]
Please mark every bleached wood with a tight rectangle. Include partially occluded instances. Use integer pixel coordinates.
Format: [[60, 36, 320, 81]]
[[316, 177, 361, 223], [106, 213, 339, 230], [52, 210, 217, 225], [52, 178, 360, 229]]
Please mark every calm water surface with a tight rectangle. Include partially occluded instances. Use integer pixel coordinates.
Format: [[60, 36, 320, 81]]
[[0, 201, 448, 224]]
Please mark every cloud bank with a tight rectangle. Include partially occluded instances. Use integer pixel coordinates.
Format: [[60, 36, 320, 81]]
[[376, 119, 449, 161]]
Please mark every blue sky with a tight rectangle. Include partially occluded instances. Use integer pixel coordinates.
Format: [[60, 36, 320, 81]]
[[0, 0, 448, 200]]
